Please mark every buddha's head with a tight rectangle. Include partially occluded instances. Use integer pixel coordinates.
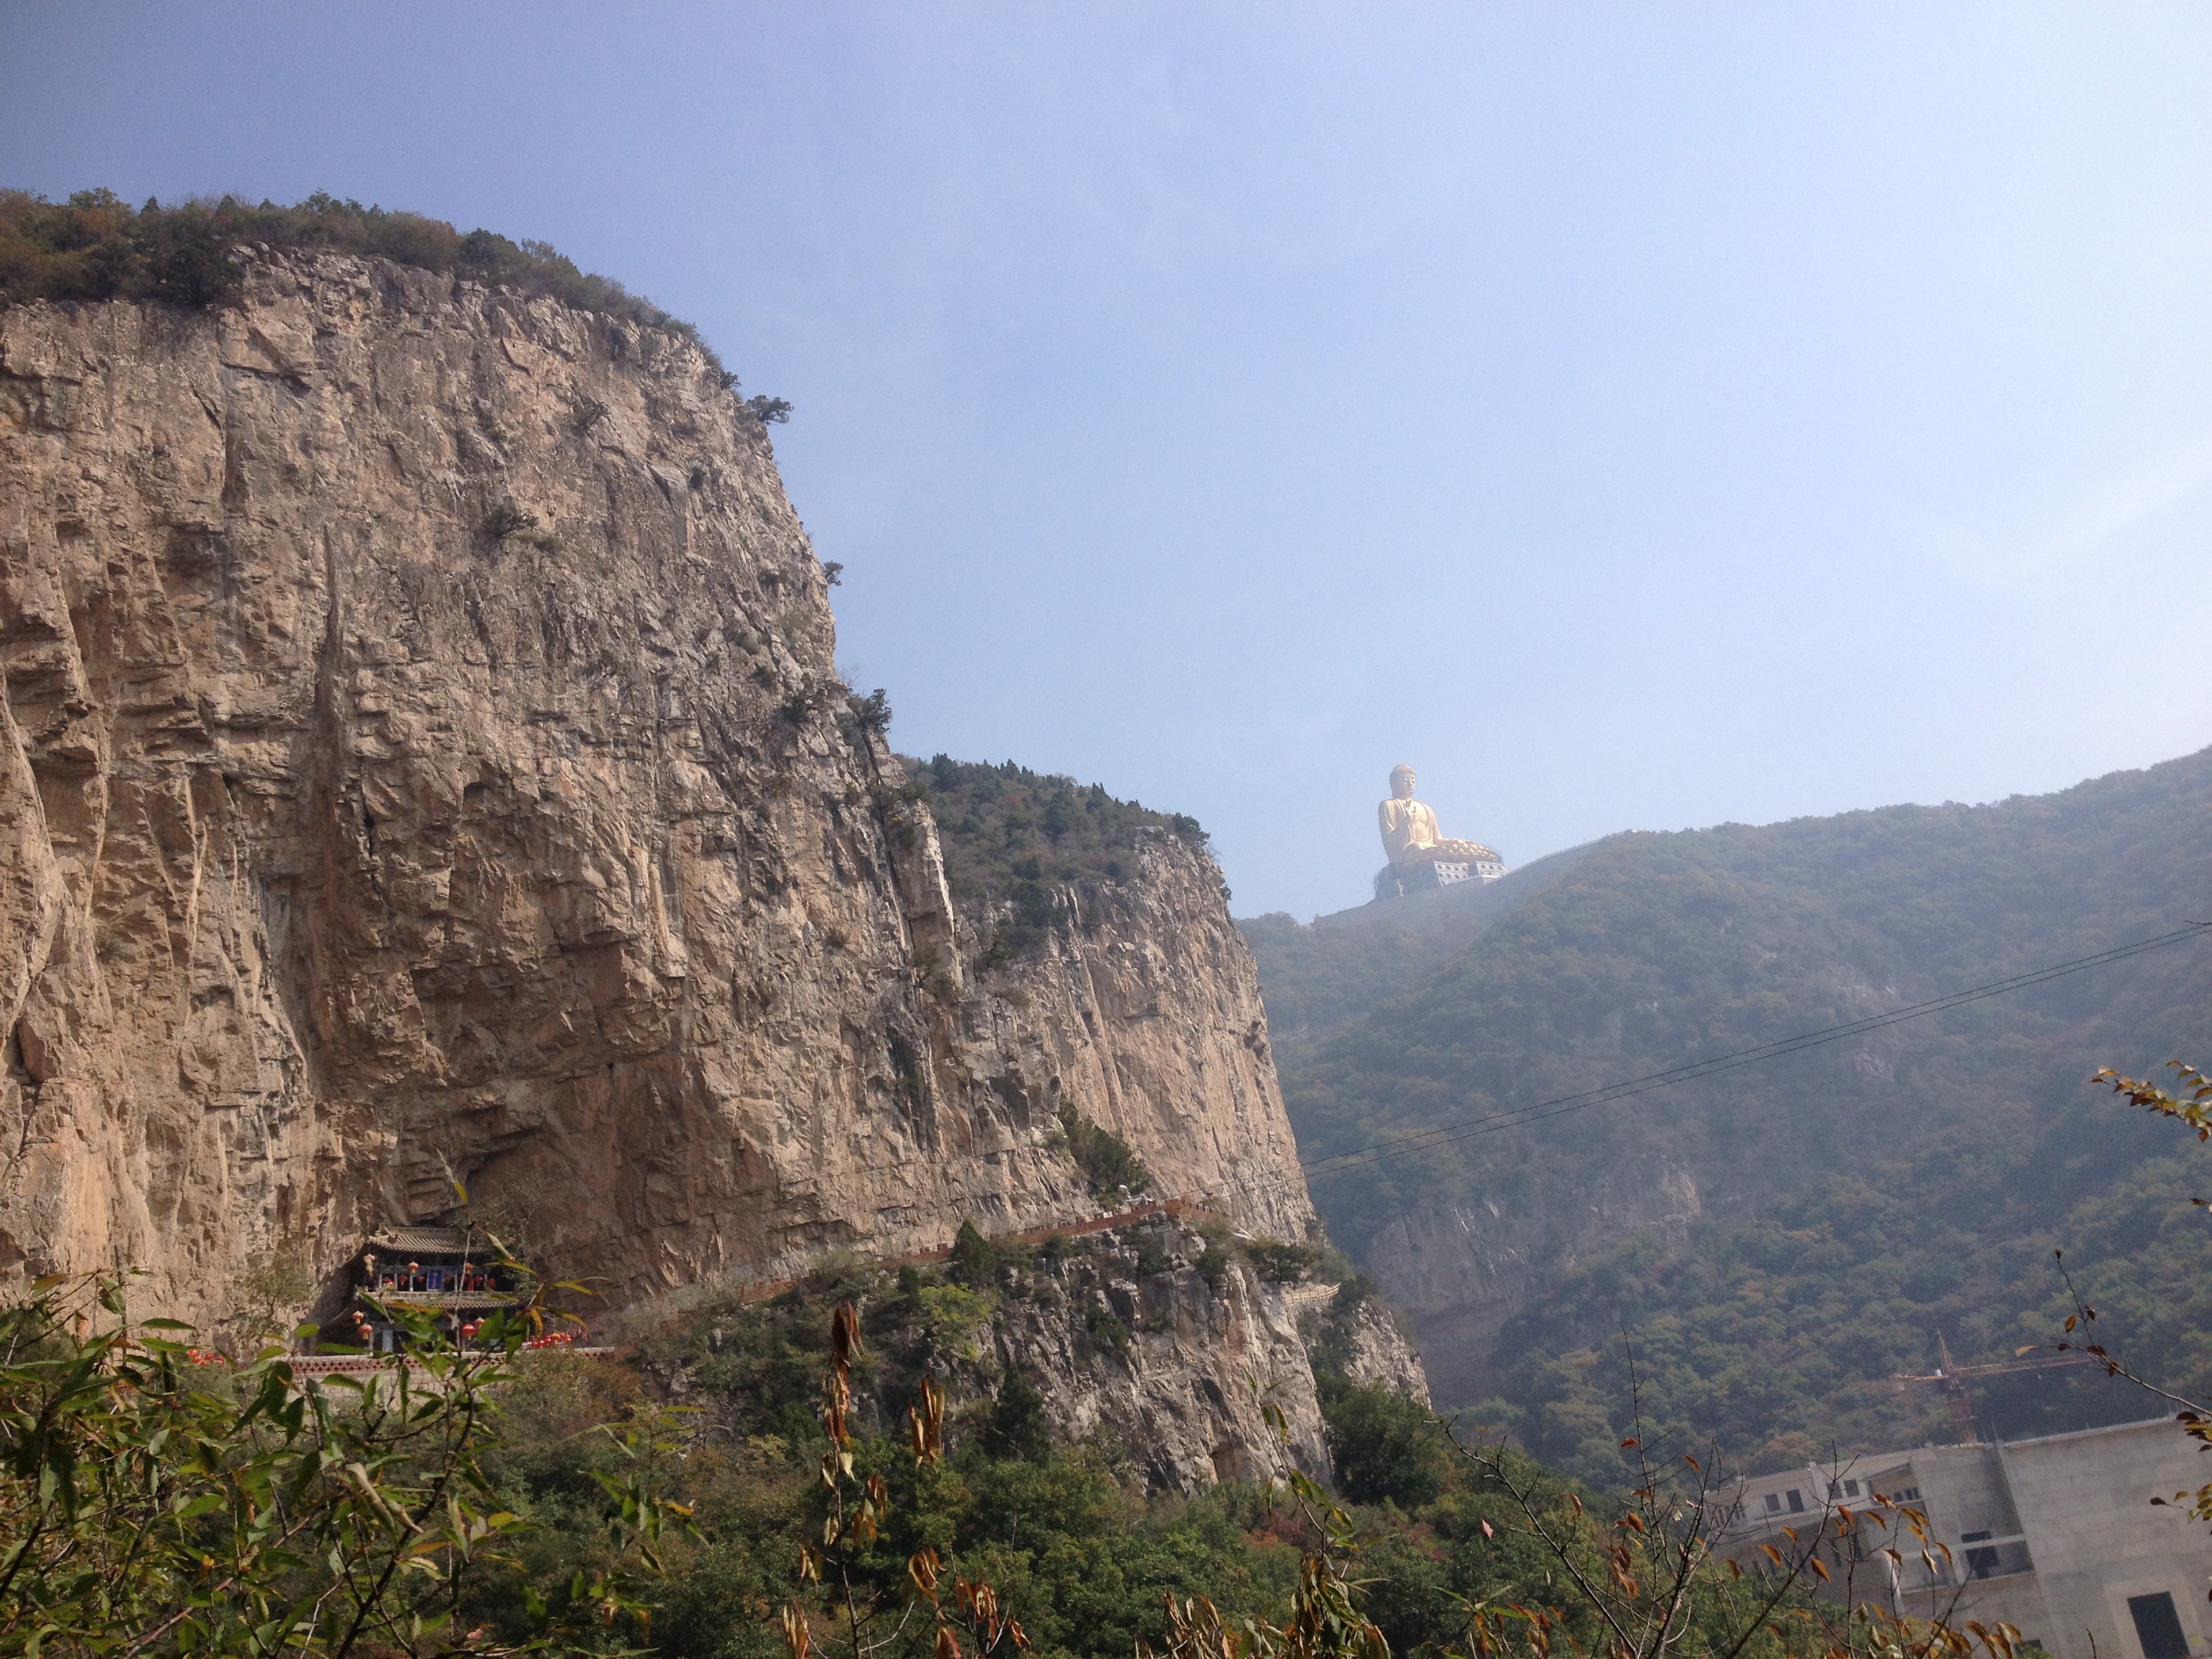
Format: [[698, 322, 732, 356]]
[[1389, 764, 1417, 800]]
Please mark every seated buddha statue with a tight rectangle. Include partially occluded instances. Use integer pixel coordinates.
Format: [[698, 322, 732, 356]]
[[1378, 764, 1499, 869]]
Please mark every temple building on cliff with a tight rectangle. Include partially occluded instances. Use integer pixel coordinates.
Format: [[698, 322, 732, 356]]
[[339, 1224, 524, 1353]]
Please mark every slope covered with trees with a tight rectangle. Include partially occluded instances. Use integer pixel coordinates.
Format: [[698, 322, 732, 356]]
[[903, 754, 1208, 916], [1248, 746, 2212, 1483]]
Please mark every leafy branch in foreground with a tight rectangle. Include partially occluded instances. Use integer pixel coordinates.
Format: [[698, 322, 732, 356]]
[[783, 1299, 1029, 1659], [2045, 1061, 2212, 1533], [1448, 1425, 2005, 1659], [1271, 1327, 2016, 1659], [1139, 1395, 1387, 1659], [0, 1261, 687, 1657]]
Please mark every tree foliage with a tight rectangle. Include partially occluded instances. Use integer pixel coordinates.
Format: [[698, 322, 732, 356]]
[[0, 1271, 684, 1657], [1055, 1103, 1152, 1199], [0, 1227, 2065, 1659], [2051, 1061, 2212, 1534], [1316, 1380, 1450, 1509]]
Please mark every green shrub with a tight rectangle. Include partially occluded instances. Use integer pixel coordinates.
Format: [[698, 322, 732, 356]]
[[483, 499, 535, 539], [914, 1283, 995, 1359], [567, 392, 609, 434], [1319, 1378, 1450, 1508], [777, 680, 840, 727], [949, 1218, 996, 1288], [1059, 1101, 1151, 1198], [743, 394, 792, 424], [1332, 1271, 1378, 1312], [482, 499, 558, 552], [980, 1366, 1052, 1462], [1243, 1237, 1321, 1284], [846, 687, 892, 735], [1126, 1227, 1175, 1278], [1196, 1221, 1235, 1285], [1086, 1302, 1132, 1353]]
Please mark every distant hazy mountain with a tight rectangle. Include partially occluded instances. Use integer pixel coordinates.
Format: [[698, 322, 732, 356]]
[[1241, 747, 2212, 1482]]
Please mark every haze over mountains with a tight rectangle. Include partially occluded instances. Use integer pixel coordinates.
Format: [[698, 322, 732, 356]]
[[1242, 747, 2212, 1482]]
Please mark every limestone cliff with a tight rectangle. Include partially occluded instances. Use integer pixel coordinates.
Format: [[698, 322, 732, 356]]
[[945, 1217, 1339, 1492], [0, 248, 1315, 1341]]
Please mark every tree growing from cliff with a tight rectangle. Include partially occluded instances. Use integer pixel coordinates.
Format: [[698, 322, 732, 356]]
[[1055, 1103, 1151, 1200]]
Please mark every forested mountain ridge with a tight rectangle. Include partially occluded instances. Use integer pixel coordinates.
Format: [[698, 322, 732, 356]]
[[1244, 746, 2212, 1481]]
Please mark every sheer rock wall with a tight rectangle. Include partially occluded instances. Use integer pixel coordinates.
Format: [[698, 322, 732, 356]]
[[0, 250, 1315, 1338]]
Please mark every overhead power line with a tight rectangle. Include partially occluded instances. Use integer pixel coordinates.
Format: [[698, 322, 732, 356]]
[[1298, 921, 2212, 1179]]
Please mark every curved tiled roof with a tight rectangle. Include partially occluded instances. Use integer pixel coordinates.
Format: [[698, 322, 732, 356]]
[[354, 1290, 525, 1311], [362, 1226, 476, 1255]]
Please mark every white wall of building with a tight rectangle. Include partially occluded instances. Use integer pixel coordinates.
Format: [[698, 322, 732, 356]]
[[1711, 1419, 2212, 1659]]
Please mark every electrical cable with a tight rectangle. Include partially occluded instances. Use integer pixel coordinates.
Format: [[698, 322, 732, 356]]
[[1298, 920, 2212, 1179]]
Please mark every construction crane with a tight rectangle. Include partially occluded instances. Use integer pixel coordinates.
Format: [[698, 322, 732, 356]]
[[1893, 1334, 2097, 1443]]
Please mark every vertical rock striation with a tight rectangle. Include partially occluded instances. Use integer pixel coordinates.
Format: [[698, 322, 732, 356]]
[[0, 249, 1322, 1344]]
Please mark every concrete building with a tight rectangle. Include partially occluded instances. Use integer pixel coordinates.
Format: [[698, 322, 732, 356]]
[[1711, 1418, 2211, 1659]]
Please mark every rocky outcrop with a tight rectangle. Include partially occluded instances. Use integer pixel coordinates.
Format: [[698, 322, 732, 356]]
[[0, 249, 1316, 1338], [942, 836, 1311, 1245], [985, 1219, 1332, 1491], [1322, 1296, 1433, 1407], [625, 1215, 1426, 1496]]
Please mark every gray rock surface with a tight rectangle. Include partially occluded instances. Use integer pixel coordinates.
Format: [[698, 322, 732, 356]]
[[0, 249, 1317, 1341]]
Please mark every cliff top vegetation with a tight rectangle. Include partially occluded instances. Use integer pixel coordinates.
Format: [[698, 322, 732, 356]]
[[906, 754, 1210, 962], [0, 187, 729, 377]]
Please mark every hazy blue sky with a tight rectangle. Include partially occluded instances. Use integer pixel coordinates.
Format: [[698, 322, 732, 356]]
[[9, 4, 2212, 917]]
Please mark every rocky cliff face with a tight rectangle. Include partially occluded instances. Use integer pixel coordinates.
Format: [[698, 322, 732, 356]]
[[0, 249, 1317, 1340], [981, 1220, 1334, 1491]]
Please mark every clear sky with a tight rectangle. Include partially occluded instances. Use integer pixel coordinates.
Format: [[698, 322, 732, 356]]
[[8, 4, 2212, 918]]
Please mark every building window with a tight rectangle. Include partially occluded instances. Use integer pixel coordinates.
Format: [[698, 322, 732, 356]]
[[2128, 1592, 2190, 1659], [1786, 1490, 1805, 1513], [1765, 1493, 1781, 1515], [1961, 1532, 1999, 1580]]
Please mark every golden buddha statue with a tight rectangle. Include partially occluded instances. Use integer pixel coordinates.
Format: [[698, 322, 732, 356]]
[[1378, 764, 1500, 873]]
